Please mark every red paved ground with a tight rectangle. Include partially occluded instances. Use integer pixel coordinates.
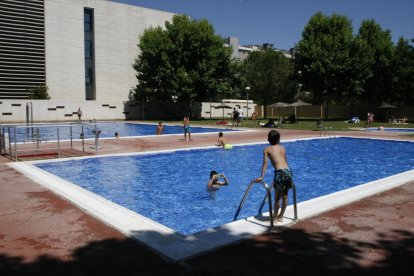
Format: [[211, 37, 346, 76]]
[[0, 126, 413, 275]]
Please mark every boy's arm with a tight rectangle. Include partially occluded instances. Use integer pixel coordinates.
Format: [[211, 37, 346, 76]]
[[222, 174, 229, 185], [255, 148, 268, 182]]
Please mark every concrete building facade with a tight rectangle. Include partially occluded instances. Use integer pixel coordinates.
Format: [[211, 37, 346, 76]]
[[0, 0, 175, 101]]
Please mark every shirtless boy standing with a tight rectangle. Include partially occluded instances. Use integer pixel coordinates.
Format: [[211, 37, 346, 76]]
[[255, 130, 293, 222], [183, 115, 192, 140]]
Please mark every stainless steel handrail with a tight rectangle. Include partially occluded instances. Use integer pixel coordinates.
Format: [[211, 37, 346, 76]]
[[258, 181, 299, 221], [234, 180, 274, 228]]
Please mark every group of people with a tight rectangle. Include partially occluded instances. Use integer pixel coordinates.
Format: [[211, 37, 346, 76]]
[[209, 129, 293, 223], [231, 106, 244, 127]]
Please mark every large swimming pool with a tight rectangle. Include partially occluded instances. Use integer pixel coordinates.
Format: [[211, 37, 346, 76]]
[[34, 137, 414, 235]]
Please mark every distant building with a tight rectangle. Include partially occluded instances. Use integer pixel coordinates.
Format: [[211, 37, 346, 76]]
[[0, 0, 174, 100], [225, 36, 293, 60]]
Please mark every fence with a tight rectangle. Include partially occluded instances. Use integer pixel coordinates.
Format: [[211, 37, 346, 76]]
[[0, 122, 101, 161]]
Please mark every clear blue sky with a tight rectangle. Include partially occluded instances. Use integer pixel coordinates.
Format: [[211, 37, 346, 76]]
[[113, 0, 413, 50]]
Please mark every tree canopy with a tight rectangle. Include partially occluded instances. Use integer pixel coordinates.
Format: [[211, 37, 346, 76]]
[[132, 15, 239, 108], [243, 50, 297, 116], [295, 13, 374, 116], [296, 12, 414, 109]]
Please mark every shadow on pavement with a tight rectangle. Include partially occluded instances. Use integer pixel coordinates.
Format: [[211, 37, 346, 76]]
[[1, 227, 413, 275]]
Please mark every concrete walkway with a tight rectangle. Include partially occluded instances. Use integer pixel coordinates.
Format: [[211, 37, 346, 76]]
[[0, 126, 413, 275]]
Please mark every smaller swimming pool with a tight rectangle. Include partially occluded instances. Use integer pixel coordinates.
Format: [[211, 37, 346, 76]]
[[4, 122, 237, 142], [363, 127, 414, 133]]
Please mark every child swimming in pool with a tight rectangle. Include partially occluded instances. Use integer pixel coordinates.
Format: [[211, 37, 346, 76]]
[[254, 130, 293, 223], [207, 170, 229, 190], [216, 132, 232, 149]]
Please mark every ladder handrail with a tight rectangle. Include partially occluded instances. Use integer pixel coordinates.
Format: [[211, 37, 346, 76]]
[[258, 181, 299, 221], [234, 180, 274, 228], [320, 126, 335, 138]]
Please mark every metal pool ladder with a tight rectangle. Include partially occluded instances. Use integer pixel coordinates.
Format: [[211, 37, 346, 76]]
[[320, 126, 336, 138], [234, 180, 299, 228]]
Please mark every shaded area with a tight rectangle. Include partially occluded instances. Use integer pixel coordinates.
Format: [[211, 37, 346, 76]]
[[1, 228, 413, 275]]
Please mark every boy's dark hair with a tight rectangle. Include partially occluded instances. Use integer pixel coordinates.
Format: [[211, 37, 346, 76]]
[[218, 132, 223, 137], [210, 170, 218, 178], [268, 130, 280, 145]]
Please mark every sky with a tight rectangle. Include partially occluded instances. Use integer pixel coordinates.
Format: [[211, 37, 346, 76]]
[[113, 0, 413, 50]]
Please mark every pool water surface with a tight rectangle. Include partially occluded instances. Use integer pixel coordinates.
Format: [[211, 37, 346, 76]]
[[6, 122, 236, 142], [34, 137, 414, 235]]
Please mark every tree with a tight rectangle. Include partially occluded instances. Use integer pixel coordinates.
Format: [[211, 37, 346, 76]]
[[357, 20, 395, 104], [243, 50, 297, 118], [391, 37, 414, 104], [295, 13, 373, 118], [132, 15, 238, 114], [28, 85, 50, 100]]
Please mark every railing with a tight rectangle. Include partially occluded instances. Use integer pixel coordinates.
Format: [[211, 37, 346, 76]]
[[234, 179, 299, 228], [234, 180, 274, 227], [320, 126, 336, 138], [257, 181, 298, 221], [0, 122, 100, 161]]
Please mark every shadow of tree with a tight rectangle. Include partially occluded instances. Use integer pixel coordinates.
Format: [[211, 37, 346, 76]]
[[186, 228, 414, 276], [0, 228, 413, 276]]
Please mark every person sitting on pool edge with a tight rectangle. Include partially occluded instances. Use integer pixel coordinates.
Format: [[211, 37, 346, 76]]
[[254, 130, 293, 223], [216, 132, 233, 149], [207, 171, 229, 190]]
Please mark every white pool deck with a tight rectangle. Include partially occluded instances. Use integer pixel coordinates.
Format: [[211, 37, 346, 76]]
[[8, 136, 414, 261]]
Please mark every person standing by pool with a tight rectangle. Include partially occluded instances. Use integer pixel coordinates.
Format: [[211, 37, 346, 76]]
[[207, 170, 229, 190], [237, 105, 244, 127], [231, 108, 239, 126], [367, 112, 374, 127], [254, 130, 293, 223], [77, 108, 82, 121], [156, 121, 164, 135], [183, 115, 192, 140], [216, 132, 232, 149]]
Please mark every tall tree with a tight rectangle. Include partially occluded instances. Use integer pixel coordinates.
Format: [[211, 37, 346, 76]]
[[357, 19, 395, 104], [391, 37, 414, 104], [243, 50, 297, 118], [132, 15, 238, 113], [295, 13, 373, 117]]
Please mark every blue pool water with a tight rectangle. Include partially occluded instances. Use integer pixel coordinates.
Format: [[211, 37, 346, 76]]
[[365, 127, 414, 133], [6, 122, 234, 142], [35, 137, 414, 235]]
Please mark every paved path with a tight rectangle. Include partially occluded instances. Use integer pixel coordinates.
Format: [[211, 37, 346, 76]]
[[0, 127, 413, 275]]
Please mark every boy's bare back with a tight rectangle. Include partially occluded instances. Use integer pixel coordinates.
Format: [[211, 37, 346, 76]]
[[264, 144, 288, 170]]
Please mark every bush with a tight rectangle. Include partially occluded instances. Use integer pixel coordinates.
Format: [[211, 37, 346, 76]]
[[28, 85, 50, 100]]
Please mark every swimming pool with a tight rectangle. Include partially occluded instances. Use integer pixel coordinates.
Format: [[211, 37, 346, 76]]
[[32, 137, 414, 235], [4, 122, 236, 142], [11, 136, 414, 260], [364, 127, 414, 133]]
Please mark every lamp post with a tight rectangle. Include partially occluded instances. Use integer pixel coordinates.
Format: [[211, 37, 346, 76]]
[[245, 86, 250, 121]]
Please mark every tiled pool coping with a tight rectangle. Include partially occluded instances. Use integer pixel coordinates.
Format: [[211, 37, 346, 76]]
[[8, 136, 414, 261]]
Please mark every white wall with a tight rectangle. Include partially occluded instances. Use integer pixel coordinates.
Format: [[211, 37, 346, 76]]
[[0, 99, 256, 123], [44, 0, 174, 102], [0, 99, 125, 123], [201, 102, 257, 119]]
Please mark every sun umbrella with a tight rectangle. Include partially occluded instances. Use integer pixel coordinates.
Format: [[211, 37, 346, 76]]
[[214, 103, 233, 119], [288, 100, 311, 117], [377, 103, 397, 120], [269, 102, 288, 118]]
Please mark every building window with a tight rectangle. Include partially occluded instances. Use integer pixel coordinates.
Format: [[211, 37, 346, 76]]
[[84, 8, 95, 100]]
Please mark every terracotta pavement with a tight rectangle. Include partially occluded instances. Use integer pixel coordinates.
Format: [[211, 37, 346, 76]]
[[0, 126, 413, 275]]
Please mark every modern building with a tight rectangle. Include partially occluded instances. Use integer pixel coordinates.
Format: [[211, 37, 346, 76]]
[[0, 0, 175, 101], [225, 36, 293, 60]]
